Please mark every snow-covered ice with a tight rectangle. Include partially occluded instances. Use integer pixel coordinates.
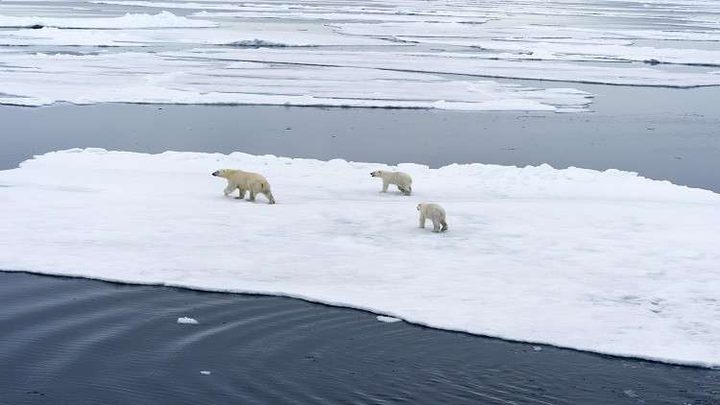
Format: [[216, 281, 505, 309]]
[[209, 48, 720, 88], [1, 0, 719, 110], [0, 11, 217, 29], [0, 51, 592, 110], [1, 149, 719, 367], [177, 317, 199, 325]]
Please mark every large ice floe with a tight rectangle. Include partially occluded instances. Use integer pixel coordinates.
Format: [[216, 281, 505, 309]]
[[1, 149, 719, 367], [1, 0, 720, 110]]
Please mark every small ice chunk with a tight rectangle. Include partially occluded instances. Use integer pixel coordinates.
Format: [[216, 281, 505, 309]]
[[376, 315, 401, 323], [533, 346, 543, 351], [200, 370, 211, 375], [177, 316, 199, 325], [623, 389, 639, 399]]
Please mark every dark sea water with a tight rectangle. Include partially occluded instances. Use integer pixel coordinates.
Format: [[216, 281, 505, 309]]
[[2, 84, 719, 192], [1, 271, 718, 404]]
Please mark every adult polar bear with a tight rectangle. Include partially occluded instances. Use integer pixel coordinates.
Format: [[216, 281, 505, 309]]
[[417, 203, 448, 232], [370, 170, 412, 195], [212, 169, 276, 204]]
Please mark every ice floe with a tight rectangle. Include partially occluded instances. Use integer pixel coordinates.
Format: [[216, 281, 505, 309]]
[[0, 11, 217, 29], [334, 22, 720, 66], [0, 51, 592, 111], [1, 149, 718, 367], [215, 48, 720, 88]]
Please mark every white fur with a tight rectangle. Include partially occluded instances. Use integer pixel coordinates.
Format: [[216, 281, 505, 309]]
[[371, 170, 412, 195], [417, 203, 448, 233], [212, 169, 276, 204]]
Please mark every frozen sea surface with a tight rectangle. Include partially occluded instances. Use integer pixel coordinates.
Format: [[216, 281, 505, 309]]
[[0, 0, 719, 110], [1, 149, 718, 367]]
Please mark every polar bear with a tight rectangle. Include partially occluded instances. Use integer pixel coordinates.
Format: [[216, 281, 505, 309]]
[[417, 203, 448, 232], [370, 170, 412, 195], [212, 169, 276, 204]]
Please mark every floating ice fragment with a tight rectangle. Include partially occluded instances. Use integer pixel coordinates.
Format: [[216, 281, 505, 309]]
[[376, 316, 402, 323], [177, 317, 199, 325]]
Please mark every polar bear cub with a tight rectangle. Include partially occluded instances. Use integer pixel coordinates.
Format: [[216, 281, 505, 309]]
[[417, 203, 448, 233], [212, 169, 276, 204], [370, 170, 412, 195]]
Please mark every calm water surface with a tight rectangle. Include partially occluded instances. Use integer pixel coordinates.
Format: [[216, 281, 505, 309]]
[[0, 271, 718, 404], [1, 84, 719, 191]]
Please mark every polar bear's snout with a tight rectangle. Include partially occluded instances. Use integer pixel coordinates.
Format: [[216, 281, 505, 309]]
[[211, 170, 220, 177]]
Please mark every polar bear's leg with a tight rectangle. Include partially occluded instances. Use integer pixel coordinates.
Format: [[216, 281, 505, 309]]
[[432, 219, 441, 232], [263, 191, 276, 204], [382, 180, 389, 192], [248, 190, 256, 201], [235, 188, 246, 199], [440, 219, 448, 232], [223, 183, 235, 197], [419, 214, 426, 228]]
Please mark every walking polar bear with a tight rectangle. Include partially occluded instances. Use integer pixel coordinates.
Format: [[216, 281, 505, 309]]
[[212, 169, 276, 204], [417, 203, 448, 233], [370, 170, 412, 195]]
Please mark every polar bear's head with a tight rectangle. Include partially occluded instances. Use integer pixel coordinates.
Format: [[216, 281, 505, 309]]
[[370, 170, 384, 178], [417, 203, 423, 211], [212, 169, 234, 178]]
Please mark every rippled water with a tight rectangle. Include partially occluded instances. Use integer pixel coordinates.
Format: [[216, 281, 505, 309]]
[[0, 271, 718, 404]]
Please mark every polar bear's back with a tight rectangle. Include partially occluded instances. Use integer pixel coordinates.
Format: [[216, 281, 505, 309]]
[[422, 203, 445, 218], [383, 171, 412, 185], [225, 169, 271, 191]]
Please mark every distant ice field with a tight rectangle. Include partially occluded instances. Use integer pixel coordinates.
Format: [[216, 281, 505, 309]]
[[1, 149, 719, 367], [1, 0, 719, 110]]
